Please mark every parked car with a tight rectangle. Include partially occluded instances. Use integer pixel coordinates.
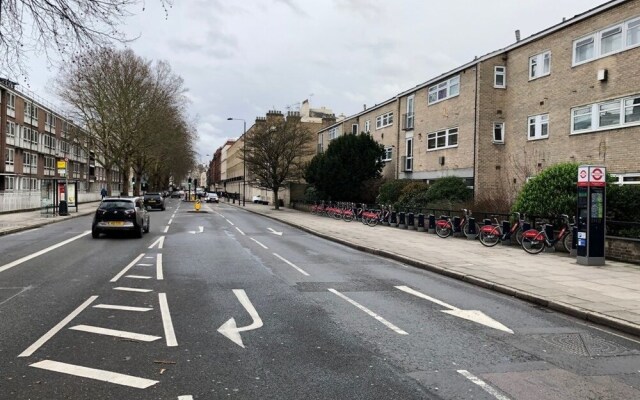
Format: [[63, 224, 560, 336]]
[[143, 192, 165, 210], [92, 197, 150, 238], [205, 192, 219, 203], [252, 195, 262, 204]]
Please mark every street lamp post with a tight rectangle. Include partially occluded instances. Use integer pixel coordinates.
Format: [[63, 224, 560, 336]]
[[227, 117, 246, 206]]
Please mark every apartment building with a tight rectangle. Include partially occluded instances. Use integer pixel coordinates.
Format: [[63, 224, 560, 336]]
[[315, 0, 640, 203], [0, 79, 113, 211]]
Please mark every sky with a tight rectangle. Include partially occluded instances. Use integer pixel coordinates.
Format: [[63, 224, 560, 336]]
[[18, 0, 608, 163]]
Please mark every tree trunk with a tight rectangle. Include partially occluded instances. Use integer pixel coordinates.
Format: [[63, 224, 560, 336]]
[[273, 188, 279, 210], [105, 168, 112, 196]]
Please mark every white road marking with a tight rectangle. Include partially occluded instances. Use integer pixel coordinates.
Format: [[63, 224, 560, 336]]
[[125, 275, 152, 280], [137, 263, 153, 266], [19, 296, 98, 357], [328, 289, 408, 335], [69, 325, 161, 341], [148, 236, 165, 249], [30, 360, 158, 389], [114, 287, 153, 293], [144, 256, 153, 259], [159, 293, 178, 347], [235, 227, 245, 236], [457, 370, 512, 400], [110, 254, 146, 282], [93, 304, 153, 312], [178, 396, 194, 400], [163, 226, 169, 233], [267, 228, 283, 236], [0, 231, 91, 274], [168, 218, 173, 225], [395, 286, 513, 334], [225, 218, 235, 226], [157, 254, 163, 280], [250, 238, 268, 249], [217, 289, 264, 348], [188, 226, 204, 234], [272, 253, 310, 276], [0, 285, 32, 307]]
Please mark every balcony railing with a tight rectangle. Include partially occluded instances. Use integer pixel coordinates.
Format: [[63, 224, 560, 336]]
[[402, 113, 414, 131]]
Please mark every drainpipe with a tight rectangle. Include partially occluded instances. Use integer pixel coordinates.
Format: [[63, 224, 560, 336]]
[[396, 97, 401, 180], [473, 63, 479, 200]]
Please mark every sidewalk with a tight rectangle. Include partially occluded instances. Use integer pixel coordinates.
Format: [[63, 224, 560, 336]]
[[232, 202, 640, 338], [1, 201, 639, 337]]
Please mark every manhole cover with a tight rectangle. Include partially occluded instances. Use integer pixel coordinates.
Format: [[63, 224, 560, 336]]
[[529, 333, 636, 357]]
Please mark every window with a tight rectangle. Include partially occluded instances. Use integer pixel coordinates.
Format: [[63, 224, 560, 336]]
[[44, 156, 55, 171], [405, 138, 413, 171], [375, 112, 393, 129], [529, 51, 550, 79], [382, 147, 393, 162], [351, 123, 358, 135], [428, 75, 460, 104], [6, 121, 16, 138], [494, 66, 506, 88], [528, 114, 549, 140], [612, 173, 640, 185], [427, 127, 458, 150], [24, 102, 39, 124], [43, 134, 56, 150], [21, 126, 38, 144], [405, 95, 415, 130], [573, 16, 640, 65], [5, 148, 14, 165], [22, 152, 38, 168], [45, 112, 56, 132], [493, 122, 505, 143], [328, 127, 338, 140], [4, 176, 15, 190], [7, 93, 16, 116], [20, 177, 39, 191], [364, 120, 370, 133], [572, 94, 640, 133]]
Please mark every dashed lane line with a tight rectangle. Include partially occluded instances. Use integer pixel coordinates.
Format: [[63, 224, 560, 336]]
[[250, 238, 268, 249], [235, 227, 245, 236], [30, 360, 158, 389], [114, 287, 153, 293], [273, 253, 310, 276], [457, 370, 512, 400], [125, 275, 153, 280], [19, 296, 98, 357], [159, 293, 178, 347], [157, 254, 163, 280], [93, 304, 153, 312]]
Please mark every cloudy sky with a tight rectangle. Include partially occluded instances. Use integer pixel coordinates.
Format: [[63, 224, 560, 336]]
[[21, 0, 606, 162]]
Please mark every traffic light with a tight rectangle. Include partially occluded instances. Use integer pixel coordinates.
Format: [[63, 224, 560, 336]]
[[194, 179, 198, 187], [188, 177, 192, 184]]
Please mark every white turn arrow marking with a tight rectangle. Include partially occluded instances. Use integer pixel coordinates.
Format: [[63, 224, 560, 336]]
[[188, 226, 204, 234], [395, 285, 513, 334], [267, 228, 283, 236], [217, 289, 263, 348]]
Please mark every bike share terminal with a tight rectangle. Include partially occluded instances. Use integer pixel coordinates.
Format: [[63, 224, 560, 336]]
[[576, 165, 606, 266]]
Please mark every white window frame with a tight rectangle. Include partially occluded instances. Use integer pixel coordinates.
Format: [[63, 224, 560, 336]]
[[6, 121, 16, 138], [527, 114, 549, 140], [4, 176, 15, 191], [382, 147, 393, 162], [44, 156, 55, 171], [493, 122, 505, 144], [611, 173, 640, 185], [5, 148, 14, 165], [529, 51, 551, 80], [405, 137, 413, 171], [24, 101, 39, 124], [571, 94, 640, 134], [328, 127, 338, 140], [405, 95, 415, 130], [351, 123, 359, 135], [494, 66, 506, 88], [7, 93, 16, 117], [427, 127, 459, 151], [364, 120, 370, 133], [375, 112, 393, 129], [428, 75, 460, 105], [573, 16, 640, 66], [22, 151, 38, 168]]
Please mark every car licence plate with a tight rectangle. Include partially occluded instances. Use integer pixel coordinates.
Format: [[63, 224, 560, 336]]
[[108, 221, 125, 226]]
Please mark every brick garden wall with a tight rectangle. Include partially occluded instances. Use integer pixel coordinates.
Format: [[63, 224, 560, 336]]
[[606, 237, 640, 265]]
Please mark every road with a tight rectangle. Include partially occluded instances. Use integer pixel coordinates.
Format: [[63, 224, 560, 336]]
[[1, 199, 639, 399]]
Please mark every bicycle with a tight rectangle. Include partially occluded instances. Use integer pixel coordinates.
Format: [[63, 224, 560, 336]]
[[521, 214, 575, 254], [478, 212, 526, 247], [435, 209, 478, 238]]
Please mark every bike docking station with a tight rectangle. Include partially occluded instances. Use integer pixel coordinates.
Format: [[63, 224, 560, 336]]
[[576, 165, 606, 266]]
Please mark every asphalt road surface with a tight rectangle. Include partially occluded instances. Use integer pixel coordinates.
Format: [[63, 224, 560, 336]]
[[1, 199, 639, 399]]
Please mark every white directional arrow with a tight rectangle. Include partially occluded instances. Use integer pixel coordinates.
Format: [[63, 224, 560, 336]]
[[395, 285, 513, 334], [217, 289, 263, 348], [267, 228, 283, 236], [188, 226, 204, 234]]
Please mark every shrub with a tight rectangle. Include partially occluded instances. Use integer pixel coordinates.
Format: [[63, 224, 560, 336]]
[[512, 163, 580, 218], [377, 179, 413, 205], [426, 176, 472, 204], [607, 184, 640, 222], [396, 182, 430, 210]]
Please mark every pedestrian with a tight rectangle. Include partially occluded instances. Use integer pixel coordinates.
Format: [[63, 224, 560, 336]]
[[100, 187, 107, 199]]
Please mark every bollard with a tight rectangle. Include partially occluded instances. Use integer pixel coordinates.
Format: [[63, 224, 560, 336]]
[[544, 224, 555, 252], [466, 217, 478, 239], [453, 216, 461, 234], [398, 212, 406, 229], [571, 225, 578, 256], [502, 220, 511, 245], [428, 214, 436, 233], [194, 199, 201, 212], [390, 211, 398, 226], [417, 213, 425, 232], [407, 212, 415, 230]]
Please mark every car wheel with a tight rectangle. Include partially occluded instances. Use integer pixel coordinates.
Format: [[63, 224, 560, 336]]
[[144, 220, 150, 233], [92, 228, 100, 239], [135, 224, 144, 238]]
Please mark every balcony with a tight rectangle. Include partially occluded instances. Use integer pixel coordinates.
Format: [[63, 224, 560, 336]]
[[402, 113, 414, 131]]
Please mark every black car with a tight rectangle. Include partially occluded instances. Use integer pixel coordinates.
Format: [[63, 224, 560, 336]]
[[92, 197, 150, 238], [143, 192, 165, 211]]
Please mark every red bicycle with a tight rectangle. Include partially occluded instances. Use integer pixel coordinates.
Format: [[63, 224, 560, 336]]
[[521, 214, 575, 254], [478, 212, 526, 247], [435, 209, 478, 238]]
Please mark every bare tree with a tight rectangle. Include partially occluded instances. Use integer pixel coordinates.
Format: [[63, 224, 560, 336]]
[[0, 0, 170, 78], [243, 116, 315, 210]]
